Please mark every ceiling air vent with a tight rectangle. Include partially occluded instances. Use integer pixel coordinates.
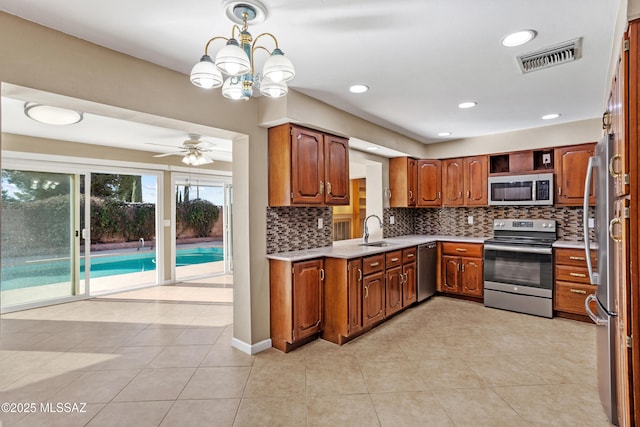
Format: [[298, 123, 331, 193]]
[[517, 37, 582, 74]]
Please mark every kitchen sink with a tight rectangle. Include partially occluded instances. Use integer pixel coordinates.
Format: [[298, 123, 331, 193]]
[[358, 241, 394, 247]]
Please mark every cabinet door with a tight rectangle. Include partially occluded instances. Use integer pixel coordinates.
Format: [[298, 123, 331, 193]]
[[460, 257, 483, 297], [385, 266, 403, 317], [347, 259, 363, 336], [441, 255, 460, 293], [291, 126, 325, 205], [363, 272, 385, 327], [555, 144, 595, 206], [292, 259, 324, 341], [402, 262, 417, 306], [324, 135, 350, 205], [442, 158, 464, 206], [408, 158, 418, 206], [464, 156, 488, 206], [417, 159, 442, 206], [608, 47, 629, 198]]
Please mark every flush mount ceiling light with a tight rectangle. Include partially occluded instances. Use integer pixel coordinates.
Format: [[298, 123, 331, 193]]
[[542, 113, 561, 120], [349, 84, 369, 94], [190, 0, 295, 100], [366, 146, 379, 151], [24, 103, 83, 125], [458, 101, 477, 109], [502, 30, 537, 47], [438, 132, 452, 137]]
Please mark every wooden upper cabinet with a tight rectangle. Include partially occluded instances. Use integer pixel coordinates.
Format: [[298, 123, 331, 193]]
[[268, 123, 349, 206], [417, 159, 442, 207], [442, 158, 464, 206], [324, 134, 350, 205], [389, 157, 418, 207], [291, 126, 324, 205], [442, 156, 487, 207], [608, 43, 629, 198], [555, 143, 596, 206], [464, 156, 488, 206]]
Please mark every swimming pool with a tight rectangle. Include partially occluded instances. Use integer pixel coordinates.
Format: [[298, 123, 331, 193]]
[[0, 247, 224, 290]]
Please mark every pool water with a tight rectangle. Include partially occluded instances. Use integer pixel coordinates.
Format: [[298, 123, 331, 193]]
[[1, 247, 224, 290]]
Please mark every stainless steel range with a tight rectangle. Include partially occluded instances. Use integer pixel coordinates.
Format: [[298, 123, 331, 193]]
[[483, 218, 556, 318]]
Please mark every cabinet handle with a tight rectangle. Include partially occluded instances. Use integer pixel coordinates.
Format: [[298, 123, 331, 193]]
[[370, 262, 380, 267], [461, 264, 465, 272], [391, 257, 399, 262], [358, 268, 363, 281], [404, 273, 408, 283], [399, 273, 404, 284], [364, 285, 369, 299], [437, 191, 441, 199], [569, 256, 586, 261], [327, 181, 332, 195], [609, 155, 622, 178], [459, 191, 463, 198], [407, 253, 414, 258], [455, 248, 467, 252], [467, 190, 471, 198], [319, 181, 324, 195], [558, 187, 562, 196], [570, 288, 587, 295], [320, 268, 325, 280], [569, 272, 587, 278], [609, 217, 622, 242], [602, 110, 612, 131], [409, 190, 413, 201]]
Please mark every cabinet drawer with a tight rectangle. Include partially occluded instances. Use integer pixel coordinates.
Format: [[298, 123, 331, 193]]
[[441, 242, 483, 257], [363, 254, 385, 275], [402, 247, 417, 264], [385, 250, 403, 269], [555, 248, 597, 267], [554, 281, 597, 315], [555, 264, 592, 284]]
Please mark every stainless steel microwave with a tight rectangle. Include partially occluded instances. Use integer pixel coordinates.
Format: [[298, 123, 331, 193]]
[[488, 173, 554, 206]]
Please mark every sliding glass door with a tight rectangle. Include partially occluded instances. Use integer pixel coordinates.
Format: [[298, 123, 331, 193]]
[[1, 169, 82, 310]]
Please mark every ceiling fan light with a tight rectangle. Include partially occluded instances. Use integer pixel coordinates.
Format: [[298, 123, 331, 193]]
[[190, 55, 223, 89], [260, 77, 288, 98], [262, 48, 295, 83], [215, 39, 251, 76]]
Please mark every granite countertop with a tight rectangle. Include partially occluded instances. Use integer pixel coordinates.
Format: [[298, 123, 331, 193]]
[[267, 235, 489, 262]]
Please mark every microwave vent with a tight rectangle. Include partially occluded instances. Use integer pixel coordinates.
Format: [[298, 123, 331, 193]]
[[517, 38, 582, 74]]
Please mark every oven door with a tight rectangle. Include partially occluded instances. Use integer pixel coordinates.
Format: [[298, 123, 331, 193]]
[[483, 244, 553, 290]]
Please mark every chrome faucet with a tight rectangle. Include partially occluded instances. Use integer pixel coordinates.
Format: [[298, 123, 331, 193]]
[[363, 214, 384, 244]]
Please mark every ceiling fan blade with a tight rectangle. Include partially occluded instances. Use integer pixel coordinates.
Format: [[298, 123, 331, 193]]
[[152, 152, 182, 158], [146, 142, 183, 148]]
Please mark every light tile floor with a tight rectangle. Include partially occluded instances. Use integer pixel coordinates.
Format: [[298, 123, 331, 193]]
[[0, 288, 613, 426]]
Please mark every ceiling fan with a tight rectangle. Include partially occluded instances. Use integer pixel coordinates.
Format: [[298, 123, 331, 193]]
[[147, 134, 215, 165]]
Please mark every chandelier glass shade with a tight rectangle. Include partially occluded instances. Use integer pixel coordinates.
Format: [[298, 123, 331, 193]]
[[181, 149, 213, 166], [190, 3, 295, 100]]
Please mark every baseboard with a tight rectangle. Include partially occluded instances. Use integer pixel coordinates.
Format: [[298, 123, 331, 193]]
[[231, 337, 272, 355]]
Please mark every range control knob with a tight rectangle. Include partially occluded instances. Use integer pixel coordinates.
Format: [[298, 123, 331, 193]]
[[542, 223, 548, 228]]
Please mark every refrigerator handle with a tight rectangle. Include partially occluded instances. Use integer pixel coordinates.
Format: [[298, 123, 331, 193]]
[[585, 294, 607, 325], [583, 156, 599, 285]]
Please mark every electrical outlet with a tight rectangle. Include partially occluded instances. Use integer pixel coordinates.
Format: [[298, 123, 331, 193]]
[[389, 216, 395, 225], [588, 218, 595, 228], [318, 218, 323, 229], [542, 153, 551, 165], [467, 215, 474, 225]]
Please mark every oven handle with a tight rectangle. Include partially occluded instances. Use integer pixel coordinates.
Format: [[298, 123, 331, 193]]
[[483, 244, 552, 255]]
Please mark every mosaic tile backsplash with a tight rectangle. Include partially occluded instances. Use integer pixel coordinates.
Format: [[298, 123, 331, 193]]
[[266, 207, 333, 254], [267, 205, 595, 254]]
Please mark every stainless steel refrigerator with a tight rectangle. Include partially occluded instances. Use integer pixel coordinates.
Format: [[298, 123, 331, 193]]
[[583, 134, 618, 425]]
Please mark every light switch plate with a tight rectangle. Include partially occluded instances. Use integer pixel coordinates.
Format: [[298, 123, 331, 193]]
[[468, 216, 474, 225], [389, 216, 395, 225], [588, 218, 595, 228], [163, 219, 171, 227], [318, 218, 323, 229]]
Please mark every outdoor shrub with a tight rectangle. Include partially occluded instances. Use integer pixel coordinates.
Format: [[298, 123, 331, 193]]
[[180, 199, 219, 237]]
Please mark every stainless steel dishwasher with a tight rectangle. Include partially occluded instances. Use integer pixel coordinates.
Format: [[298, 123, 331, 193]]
[[417, 242, 437, 301]]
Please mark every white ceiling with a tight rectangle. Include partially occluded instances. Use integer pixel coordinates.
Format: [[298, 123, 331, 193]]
[[0, 0, 620, 157]]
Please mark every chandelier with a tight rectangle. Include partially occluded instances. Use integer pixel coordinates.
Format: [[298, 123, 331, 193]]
[[190, 1, 295, 100]]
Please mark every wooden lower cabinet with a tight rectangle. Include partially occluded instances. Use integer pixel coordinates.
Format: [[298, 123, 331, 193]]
[[385, 266, 403, 317], [403, 261, 417, 306], [439, 242, 483, 298], [323, 258, 363, 345], [270, 258, 324, 352], [363, 271, 385, 327], [553, 247, 597, 318]]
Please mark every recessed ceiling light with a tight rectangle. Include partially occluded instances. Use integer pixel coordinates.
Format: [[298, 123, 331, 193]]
[[438, 132, 452, 137], [24, 102, 83, 125], [542, 113, 561, 120], [458, 101, 477, 109], [349, 84, 369, 94], [366, 146, 380, 151], [502, 30, 537, 47]]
